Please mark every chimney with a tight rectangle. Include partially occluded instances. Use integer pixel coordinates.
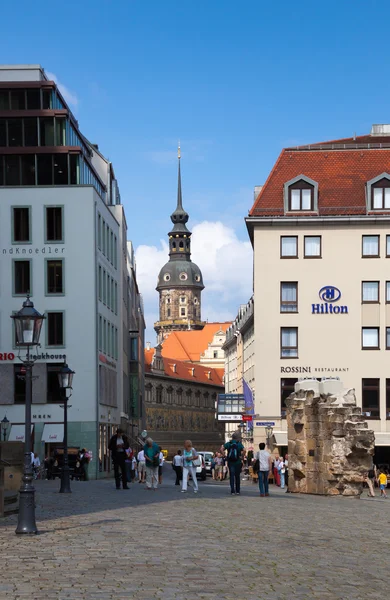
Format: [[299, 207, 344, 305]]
[[254, 185, 263, 200], [146, 341, 151, 351], [371, 124, 390, 136]]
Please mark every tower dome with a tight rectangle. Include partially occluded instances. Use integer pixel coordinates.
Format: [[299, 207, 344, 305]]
[[154, 146, 205, 343]]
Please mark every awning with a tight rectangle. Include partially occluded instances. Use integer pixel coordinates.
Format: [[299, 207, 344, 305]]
[[273, 431, 288, 446], [41, 423, 64, 443], [8, 424, 33, 442], [374, 433, 390, 446]]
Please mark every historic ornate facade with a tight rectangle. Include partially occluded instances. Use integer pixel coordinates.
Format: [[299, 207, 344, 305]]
[[144, 345, 225, 456], [154, 147, 205, 343]]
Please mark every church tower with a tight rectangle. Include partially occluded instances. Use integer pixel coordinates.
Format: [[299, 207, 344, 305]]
[[154, 146, 205, 343]]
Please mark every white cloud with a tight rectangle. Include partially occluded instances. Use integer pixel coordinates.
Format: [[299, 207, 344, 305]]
[[135, 221, 253, 343], [45, 71, 78, 108]]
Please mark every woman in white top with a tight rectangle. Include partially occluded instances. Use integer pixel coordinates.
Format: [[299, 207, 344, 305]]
[[181, 440, 199, 493]]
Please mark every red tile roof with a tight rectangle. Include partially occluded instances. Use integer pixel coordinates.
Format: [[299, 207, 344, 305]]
[[144, 350, 224, 387], [160, 323, 230, 362], [249, 132, 390, 217]]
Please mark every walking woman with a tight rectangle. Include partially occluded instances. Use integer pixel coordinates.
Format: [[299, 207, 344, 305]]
[[181, 440, 199, 493]]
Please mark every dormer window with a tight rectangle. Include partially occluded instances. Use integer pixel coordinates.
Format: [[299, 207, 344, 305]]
[[367, 173, 390, 211], [372, 179, 390, 209], [289, 182, 313, 211], [284, 175, 318, 214]]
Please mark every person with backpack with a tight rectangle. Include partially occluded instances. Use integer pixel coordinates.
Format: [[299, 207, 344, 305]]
[[224, 432, 244, 495]]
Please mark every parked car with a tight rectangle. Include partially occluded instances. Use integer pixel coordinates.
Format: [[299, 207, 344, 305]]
[[195, 453, 207, 480], [197, 451, 214, 476]]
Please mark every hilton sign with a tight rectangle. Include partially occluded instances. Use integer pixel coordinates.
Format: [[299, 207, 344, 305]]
[[312, 286, 348, 315]]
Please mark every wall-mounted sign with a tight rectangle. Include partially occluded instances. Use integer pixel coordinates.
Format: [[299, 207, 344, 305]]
[[242, 415, 253, 422], [255, 421, 276, 427], [0, 353, 15, 361], [217, 414, 243, 421], [281, 366, 349, 374], [312, 286, 348, 315], [1, 246, 65, 256]]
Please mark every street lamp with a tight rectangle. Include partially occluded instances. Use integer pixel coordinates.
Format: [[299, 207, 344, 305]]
[[11, 295, 45, 535], [265, 425, 273, 449], [58, 362, 75, 494], [1, 415, 9, 442]]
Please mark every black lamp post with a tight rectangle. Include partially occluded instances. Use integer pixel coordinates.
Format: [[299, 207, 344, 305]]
[[1, 415, 9, 442], [58, 362, 75, 494], [11, 295, 45, 535]]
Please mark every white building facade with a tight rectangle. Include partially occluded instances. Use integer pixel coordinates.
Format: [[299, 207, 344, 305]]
[[0, 65, 145, 477]]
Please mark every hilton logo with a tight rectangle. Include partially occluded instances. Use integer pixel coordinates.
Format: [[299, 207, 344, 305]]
[[312, 286, 348, 315]]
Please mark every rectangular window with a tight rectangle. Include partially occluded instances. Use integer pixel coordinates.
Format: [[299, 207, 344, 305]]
[[98, 214, 101, 249], [69, 154, 79, 184], [281, 378, 298, 418], [110, 231, 114, 264], [14, 260, 31, 295], [46, 260, 64, 294], [47, 312, 64, 346], [281, 327, 298, 358], [289, 187, 313, 211], [180, 296, 186, 304], [362, 235, 379, 257], [47, 364, 64, 403], [114, 282, 118, 314], [281, 282, 298, 312], [53, 154, 68, 185], [21, 155, 36, 185], [362, 327, 379, 350], [14, 365, 26, 403], [0, 119, 6, 145], [114, 236, 117, 267], [0, 90, 10, 110], [8, 119, 23, 146], [40, 117, 55, 146], [373, 187, 390, 209], [45, 206, 63, 242], [103, 319, 107, 353], [55, 118, 66, 146], [304, 236, 321, 258], [24, 118, 38, 146], [386, 379, 390, 419], [387, 235, 390, 257], [387, 328, 390, 350], [362, 281, 379, 303], [386, 282, 390, 303], [362, 378, 380, 418], [26, 89, 40, 110], [281, 236, 298, 258], [5, 155, 21, 185], [180, 307, 187, 317], [102, 220, 106, 255], [98, 266, 102, 301], [98, 315, 102, 351], [37, 154, 53, 185], [10, 90, 25, 110], [12, 207, 31, 243], [103, 270, 106, 304]]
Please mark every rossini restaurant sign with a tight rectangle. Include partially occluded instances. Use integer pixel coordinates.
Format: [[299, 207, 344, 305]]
[[281, 366, 349, 374], [312, 286, 348, 315]]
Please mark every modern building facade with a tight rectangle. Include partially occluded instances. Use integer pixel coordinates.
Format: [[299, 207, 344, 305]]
[[0, 65, 145, 477], [246, 125, 390, 462], [154, 147, 205, 343]]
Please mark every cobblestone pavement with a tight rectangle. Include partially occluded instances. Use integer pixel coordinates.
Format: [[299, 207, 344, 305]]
[[1, 467, 389, 600]]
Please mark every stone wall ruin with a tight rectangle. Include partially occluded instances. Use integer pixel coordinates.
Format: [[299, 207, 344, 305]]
[[286, 379, 375, 496]]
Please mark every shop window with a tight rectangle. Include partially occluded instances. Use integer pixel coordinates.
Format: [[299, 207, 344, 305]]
[[13, 260, 31, 295], [281, 378, 297, 417], [362, 378, 380, 418], [13, 207, 31, 243], [45, 206, 63, 242], [47, 312, 64, 346], [14, 365, 26, 403], [46, 259, 64, 294]]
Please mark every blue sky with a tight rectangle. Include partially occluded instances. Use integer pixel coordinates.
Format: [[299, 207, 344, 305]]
[[2, 0, 390, 339]]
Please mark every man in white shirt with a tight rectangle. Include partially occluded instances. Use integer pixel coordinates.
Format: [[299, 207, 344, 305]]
[[158, 447, 164, 484], [172, 450, 183, 485], [137, 449, 146, 484], [255, 443, 273, 497]]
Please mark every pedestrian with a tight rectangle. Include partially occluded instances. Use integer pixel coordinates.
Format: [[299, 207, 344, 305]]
[[172, 449, 183, 485], [366, 468, 375, 497], [158, 447, 164, 485], [214, 453, 224, 481], [131, 454, 137, 481], [211, 453, 216, 480], [378, 470, 388, 498], [284, 454, 289, 488], [144, 437, 160, 491], [79, 449, 90, 481], [278, 456, 286, 489], [181, 440, 199, 493], [108, 428, 130, 490], [255, 442, 273, 497], [32, 453, 41, 479], [137, 448, 146, 483], [273, 454, 281, 486], [224, 432, 244, 495], [125, 447, 133, 484]]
